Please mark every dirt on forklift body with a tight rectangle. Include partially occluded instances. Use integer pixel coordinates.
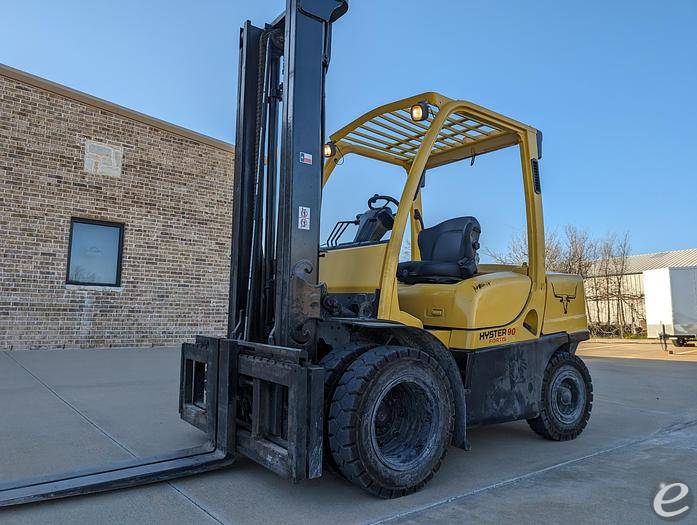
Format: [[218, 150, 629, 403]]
[[0, 0, 593, 507]]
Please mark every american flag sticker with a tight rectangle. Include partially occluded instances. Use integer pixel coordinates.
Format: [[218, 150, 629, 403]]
[[299, 152, 313, 165]]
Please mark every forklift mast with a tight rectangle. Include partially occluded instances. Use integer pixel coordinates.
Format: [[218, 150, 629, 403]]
[[230, 0, 348, 358]]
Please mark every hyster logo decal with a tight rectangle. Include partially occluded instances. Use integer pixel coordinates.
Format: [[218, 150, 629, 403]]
[[479, 327, 516, 344], [552, 283, 578, 314]]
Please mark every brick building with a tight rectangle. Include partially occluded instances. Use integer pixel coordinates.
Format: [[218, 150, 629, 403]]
[[0, 64, 235, 349]]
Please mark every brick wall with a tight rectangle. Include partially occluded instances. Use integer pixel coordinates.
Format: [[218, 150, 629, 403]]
[[0, 68, 235, 349]]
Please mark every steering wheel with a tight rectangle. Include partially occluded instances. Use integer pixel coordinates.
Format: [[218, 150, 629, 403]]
[[367, 194, 400, 210]]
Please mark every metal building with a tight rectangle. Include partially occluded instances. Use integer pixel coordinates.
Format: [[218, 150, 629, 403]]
[[584, 248, 697, 334]]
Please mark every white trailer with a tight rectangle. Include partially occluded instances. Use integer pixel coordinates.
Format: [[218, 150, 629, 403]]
[[644, 267, 697, 346]]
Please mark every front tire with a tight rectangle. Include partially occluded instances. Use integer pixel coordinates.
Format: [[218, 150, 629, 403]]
[[328, 346, 454, 498], [319, 343, 375, 476], [527, 351, 593, 441]]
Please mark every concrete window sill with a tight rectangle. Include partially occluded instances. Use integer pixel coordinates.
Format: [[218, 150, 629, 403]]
[[65, 284, 124, 292]]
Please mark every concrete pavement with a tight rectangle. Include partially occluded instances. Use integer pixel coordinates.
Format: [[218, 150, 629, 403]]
[[1, 342, 696, 524]]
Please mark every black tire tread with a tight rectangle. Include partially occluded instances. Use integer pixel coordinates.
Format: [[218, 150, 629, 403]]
[[319, 343, 376, 475], [328, 345, 453, 498], [528, 351, 593, 441]]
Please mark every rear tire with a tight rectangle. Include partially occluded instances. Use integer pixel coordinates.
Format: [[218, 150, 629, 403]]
[[328, 346, 454, 498], [527, 351, 593, 441], [673, 337, 687, 347]]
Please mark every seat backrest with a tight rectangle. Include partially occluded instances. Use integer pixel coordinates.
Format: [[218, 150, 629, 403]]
[[418, 216, 481, 265]]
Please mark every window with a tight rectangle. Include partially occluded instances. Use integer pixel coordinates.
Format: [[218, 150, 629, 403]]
[[321, 154, 406, 247], [66, 218, 124, 286], [418, 145, 528, 265]]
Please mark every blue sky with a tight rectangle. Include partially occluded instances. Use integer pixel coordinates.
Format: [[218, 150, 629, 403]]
[[2, 0, 696, 256]]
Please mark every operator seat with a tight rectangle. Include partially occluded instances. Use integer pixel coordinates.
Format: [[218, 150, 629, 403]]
[[397, 217, 481, 284]]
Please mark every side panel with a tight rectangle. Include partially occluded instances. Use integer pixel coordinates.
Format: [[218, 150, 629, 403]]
[[644, 268, 673, 337], [669, 268, 697, 336], [398, 271, 531, 329], [319, 243, 387, 293], [459, 333, 570, 427], [541, 273, 588, 336]]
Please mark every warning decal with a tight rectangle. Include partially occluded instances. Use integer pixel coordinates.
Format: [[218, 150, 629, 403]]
[[298, 206, 310, 230]]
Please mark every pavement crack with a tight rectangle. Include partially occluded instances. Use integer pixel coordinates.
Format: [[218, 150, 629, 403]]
[[3, 351, 227, 523], [369, 415, 697, 525], [164, 483, 230, 525], [657, 416, 697, 434], [594, 395, 673, 416], [4, 351, 137, 458]]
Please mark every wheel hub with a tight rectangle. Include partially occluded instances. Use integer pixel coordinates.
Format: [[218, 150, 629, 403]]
[[559, 386, 573, 405], [370, 378, 438, 471], [549, 366, 586, 426]]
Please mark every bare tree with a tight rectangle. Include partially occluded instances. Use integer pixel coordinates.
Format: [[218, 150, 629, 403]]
[[399, 236, 411, 262], [584, 232, 639, 337], [486, 230, 526, 266], [493, 226, 640, 338], [487, 229, 564, 271], [561, 225, 598, 318], [610, 233, 632, 337], [588, 234, 618, 332], [559, 225, 598, 277]]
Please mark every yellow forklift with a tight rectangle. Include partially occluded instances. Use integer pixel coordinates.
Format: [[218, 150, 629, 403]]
[[0, 0, 591, 506], [317, 92, 592, 496]]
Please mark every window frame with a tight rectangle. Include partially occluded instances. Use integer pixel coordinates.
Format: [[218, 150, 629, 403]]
[[65, 217, 125, 287]]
